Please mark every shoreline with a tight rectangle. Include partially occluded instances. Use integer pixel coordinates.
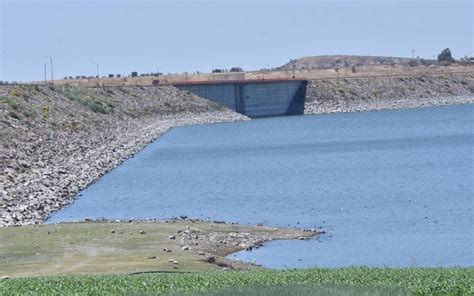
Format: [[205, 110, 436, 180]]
[[305, 94, 473, 115], [0, 85, 248, 227], [0, 220, 318, 278], [1, 81, 473, 227], [304, 73, 473, 114], [0, 111, 248, 227]]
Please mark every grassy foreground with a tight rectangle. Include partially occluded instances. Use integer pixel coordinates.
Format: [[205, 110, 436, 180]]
[[0, 221, 314, 277], [0, 268, 472, 295]]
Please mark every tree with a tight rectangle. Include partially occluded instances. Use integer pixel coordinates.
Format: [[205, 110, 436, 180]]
[[437, 48, 455, 63], [131, 71, 138, 77]]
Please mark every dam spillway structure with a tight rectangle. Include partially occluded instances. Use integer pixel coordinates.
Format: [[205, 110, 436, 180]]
[[173, 79, 307, 118]]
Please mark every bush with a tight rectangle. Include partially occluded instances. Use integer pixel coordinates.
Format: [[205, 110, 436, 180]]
[[8, 111, 20, 119], [88, 100, 108, 114], [22, 110, 34, 118], [9, 88, 21, 97], [55, 85, 116, 114], [108, 74, 114, 78], [131, 71, 138, 77], [437, 48, 455, 63]]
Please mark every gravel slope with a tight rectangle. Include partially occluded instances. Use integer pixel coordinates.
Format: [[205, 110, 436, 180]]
[[0, 85, 248, 226], [2, 74, 473, 226], [305, 73, 474, 114]]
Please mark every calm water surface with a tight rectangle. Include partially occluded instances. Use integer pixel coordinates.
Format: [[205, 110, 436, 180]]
[[49, 104, 474, 268]]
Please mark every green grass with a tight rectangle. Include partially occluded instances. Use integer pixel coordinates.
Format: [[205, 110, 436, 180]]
[[0, 96, 18, 109], [177, 283, 407, 296], [55, 84, 117, 114], [0, 221, 305, 277], [0, 268, 471, 295], [7, 110, 20, 120]]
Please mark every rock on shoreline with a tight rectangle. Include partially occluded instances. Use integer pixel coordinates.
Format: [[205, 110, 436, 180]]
[[0, 220, 317, 277], [2, 73, 473, 227], [305, 73, 474, 114], [0, 85, 248, 226]]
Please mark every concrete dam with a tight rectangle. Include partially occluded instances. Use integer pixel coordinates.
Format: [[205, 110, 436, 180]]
[[173, 79, 307, 118]]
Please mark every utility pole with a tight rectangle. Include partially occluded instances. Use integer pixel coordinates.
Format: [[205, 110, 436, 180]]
[[290, 59, 296, 79], [156, 66, 165, 75], [44, 62, 47, 85], [91, 62, 99, 78], [42, 56, 53, 85]]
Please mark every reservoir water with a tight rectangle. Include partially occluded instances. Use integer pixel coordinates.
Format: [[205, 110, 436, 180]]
[[48, 104, 474, 268]]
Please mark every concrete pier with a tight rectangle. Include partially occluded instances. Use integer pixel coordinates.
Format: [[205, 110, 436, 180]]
[[174, 79, 307, 118]]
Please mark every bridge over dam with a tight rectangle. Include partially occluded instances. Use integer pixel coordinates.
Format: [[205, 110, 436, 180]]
[[172, 79, 307, 118]]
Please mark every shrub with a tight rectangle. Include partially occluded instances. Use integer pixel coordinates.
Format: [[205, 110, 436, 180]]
[[22, 110, 34, 118], [55, 85, 116, 114], [1, 96, 18, 109], [9, 88, 21, 97], [8, 111, 20, 119], [438, 48, 455, 63], [416, 76, 426, 83], [88, 100, 108, 114]]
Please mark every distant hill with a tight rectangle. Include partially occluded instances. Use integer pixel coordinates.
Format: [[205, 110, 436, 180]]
[[277, 55, 416, 70]]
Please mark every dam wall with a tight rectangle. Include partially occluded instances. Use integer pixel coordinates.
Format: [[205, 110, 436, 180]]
[[174, 79, 307, 118]]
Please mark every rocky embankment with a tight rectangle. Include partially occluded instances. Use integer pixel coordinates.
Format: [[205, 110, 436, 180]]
[[305, 73, 474, 114], [0, 85, 248, 226]]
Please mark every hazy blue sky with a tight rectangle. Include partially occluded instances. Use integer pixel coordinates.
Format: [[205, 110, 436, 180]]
[[1, 0, 472, 82]]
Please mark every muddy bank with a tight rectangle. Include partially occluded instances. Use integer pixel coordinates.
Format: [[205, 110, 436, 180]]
[[305, 73, 474, 114], [0, 85, 248, 227]]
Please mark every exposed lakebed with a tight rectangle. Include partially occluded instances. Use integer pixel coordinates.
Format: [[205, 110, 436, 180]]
[[48, 104, 473, 268]]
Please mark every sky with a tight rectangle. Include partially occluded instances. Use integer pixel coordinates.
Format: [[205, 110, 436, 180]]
[[0, 0, 472, 82]]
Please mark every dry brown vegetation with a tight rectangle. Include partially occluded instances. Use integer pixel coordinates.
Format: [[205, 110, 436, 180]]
[[48, 62, 474, 88]]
